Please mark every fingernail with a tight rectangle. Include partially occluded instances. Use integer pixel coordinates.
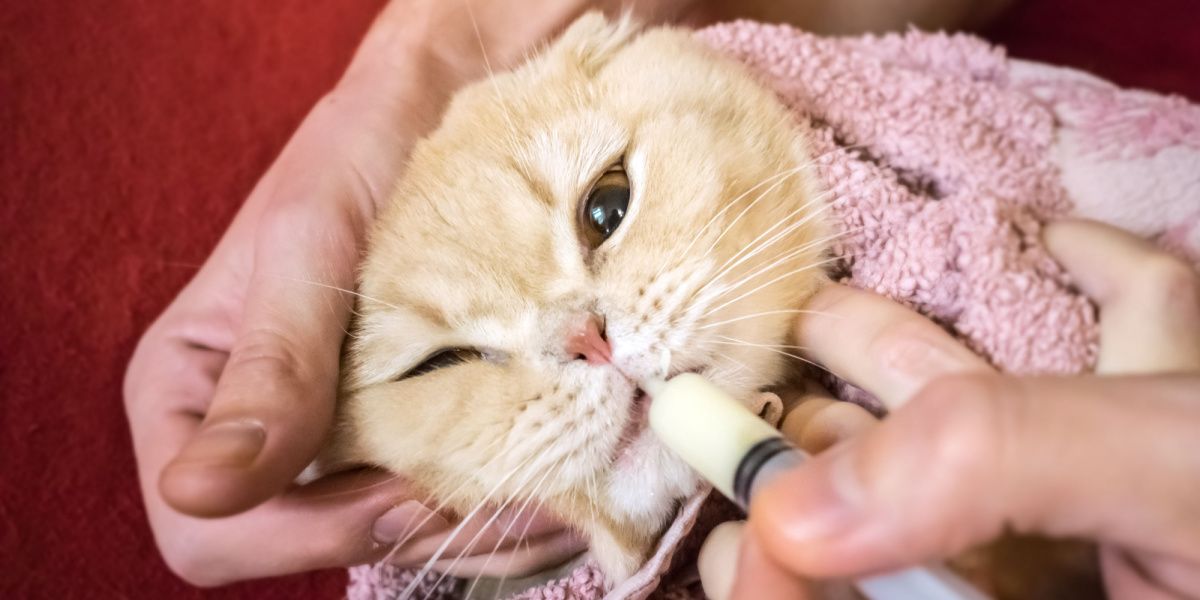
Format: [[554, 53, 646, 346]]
[[372, 501, 450, 546], [174, 419, 266, 467], [758, 446, 863, 543]]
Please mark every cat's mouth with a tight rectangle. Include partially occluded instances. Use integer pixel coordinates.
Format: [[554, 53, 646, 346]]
[[612, 367, 704, 465], [611, 389, 650, 465]]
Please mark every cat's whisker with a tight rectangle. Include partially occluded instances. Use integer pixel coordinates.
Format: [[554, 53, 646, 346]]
[[713, 334, 809, 352], [461, 0, 520, 136], [652, 162, 810, 281], [708, 337, 830, 374], [693, 141, 855, 270], [699, 165, 812, 264], [460, 459, 566, 599], [700, 255, 845, 320], [704, 226, 863, 304], [398, 454, 540, 598], [377, 453, 515, 566], [301, 470, 406, 500], [381, 446, 521, 566], [696, 200, 842, 301], [698, 308, 838, 331], [269, 274, 405, 312], [700, 188, 836, 288]]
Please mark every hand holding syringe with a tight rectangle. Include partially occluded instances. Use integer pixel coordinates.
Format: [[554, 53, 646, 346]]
[[645, 373, 990, 600], [642, 221, 1200, 600]]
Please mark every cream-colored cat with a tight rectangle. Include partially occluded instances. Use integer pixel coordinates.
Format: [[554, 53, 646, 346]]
[[324, 13, 830, 584]]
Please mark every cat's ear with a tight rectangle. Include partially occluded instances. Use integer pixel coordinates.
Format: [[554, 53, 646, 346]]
[[549, 11, 640, 76]]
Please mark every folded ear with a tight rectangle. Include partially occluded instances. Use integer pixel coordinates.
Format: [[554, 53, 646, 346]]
[[548, 11, 641, 76]]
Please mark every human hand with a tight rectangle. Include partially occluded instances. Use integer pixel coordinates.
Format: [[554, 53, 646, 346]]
[[121, 1, 634, 586], [698, 220, 1200, 599]]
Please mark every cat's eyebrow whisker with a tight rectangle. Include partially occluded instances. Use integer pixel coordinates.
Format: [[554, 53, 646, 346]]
[[698, 308, 839, 330], [461, 0, 520, 136]]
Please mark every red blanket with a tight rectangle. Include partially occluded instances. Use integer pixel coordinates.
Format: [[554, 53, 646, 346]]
[[1, 1, 1196, 597]]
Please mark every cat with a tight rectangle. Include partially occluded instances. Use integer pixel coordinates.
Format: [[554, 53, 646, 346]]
[[319, 12, 831, 586]]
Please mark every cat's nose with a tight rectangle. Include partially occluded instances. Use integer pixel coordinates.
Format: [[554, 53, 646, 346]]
[[565, 313, 611, 366]]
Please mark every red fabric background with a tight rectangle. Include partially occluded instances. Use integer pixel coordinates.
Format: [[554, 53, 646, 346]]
[[1, 1, 1196, 598]]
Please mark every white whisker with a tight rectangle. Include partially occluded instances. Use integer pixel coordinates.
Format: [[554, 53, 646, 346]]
[[708, 337, 829, 373], [705, 226, 862, 304], [699, 309, 836, 330], [270, 274, 404, 312], [653, 162, 811, 280], [395, 453, 538, 596], [701, 255, 844, 320], [701, 189, 836, 288]]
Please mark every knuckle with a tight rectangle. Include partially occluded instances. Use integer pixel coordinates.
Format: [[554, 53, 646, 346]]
[[869, 318, 966, 380], [1135, 254, 1200, 308], [907, 375, 1012, 486], [227, 329, 307, 390]]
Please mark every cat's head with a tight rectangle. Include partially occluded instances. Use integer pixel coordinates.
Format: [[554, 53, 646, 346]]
[[331, 13, 828, 583]]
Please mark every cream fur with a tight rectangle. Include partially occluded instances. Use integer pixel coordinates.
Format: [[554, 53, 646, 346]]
[[328, 13, 830, 585]]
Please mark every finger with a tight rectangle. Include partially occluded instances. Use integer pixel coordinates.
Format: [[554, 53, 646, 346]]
[[160, 187, 369, 517], [1044, 219, 1200, 374], [729, 524, 821, 600], [778, 386, 877, 454], [797, 284, 993, 409], [749, 374, 1200, 579], [1101, 547, 1200, 600], [146, 469, 432, 587], [700, 521, 747, 600]]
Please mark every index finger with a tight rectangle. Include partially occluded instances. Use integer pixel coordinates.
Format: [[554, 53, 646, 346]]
[[795, 284, 992, 409]]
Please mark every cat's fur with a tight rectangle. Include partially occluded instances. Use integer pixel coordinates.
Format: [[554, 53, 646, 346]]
[[324, 14, 829, 584]]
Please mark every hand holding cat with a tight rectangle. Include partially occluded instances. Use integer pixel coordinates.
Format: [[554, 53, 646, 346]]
[[121, 1, 627, 586], [699, 220, 1200, 599]]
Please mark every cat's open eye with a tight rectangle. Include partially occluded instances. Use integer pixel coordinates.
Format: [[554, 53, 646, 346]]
[[579, 164, 630, 248], [398, 348, 481, 380]]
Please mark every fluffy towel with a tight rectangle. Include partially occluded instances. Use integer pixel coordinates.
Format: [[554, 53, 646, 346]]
[[348, 21, 1200, 600]]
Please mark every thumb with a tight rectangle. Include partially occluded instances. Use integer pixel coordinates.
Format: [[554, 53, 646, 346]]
[[749, 373, 1200, 578], [160, 199, 363, 517]]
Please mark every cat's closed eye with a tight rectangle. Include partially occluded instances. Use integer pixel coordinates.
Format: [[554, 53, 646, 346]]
[[398, 348, 482, 380], [579, 163, 630, 247]]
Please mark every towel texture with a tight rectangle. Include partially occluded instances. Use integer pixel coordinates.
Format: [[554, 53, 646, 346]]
[[348, 21, 1200, 600]]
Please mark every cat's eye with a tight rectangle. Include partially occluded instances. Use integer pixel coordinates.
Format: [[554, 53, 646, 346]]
[[399, 348, 481, 380], [579, 165, 630, 247]]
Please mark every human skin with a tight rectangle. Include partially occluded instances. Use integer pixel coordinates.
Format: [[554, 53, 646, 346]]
[[698, 220, 1200, 600], [123, 0, 1014, 587]]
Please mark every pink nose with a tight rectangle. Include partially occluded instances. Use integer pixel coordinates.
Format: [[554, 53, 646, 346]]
[[565, 313, 611, 365]]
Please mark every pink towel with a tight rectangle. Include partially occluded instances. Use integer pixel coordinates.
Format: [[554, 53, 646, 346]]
[[348, 21, 1200, 600]]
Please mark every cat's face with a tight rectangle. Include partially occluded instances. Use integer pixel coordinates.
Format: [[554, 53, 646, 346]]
[[333, 14, 828, 583]]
